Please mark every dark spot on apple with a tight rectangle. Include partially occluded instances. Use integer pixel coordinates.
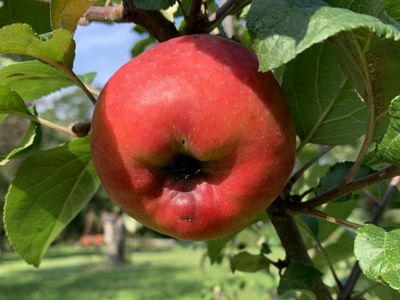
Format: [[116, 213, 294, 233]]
[[181, 139, 185, 144], [183, 216, 193, 222], [160, 153, 204, 181]]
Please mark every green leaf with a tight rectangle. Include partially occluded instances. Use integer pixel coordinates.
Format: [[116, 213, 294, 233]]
[[230, 251, 270, 273], [376, 96, 400, 165], [326, 0, 386, 19], [51, 0, 96, 32], [131, 36, 156, 57], [0, 113, 41, 166], [134, 0, 176, 10], [0, 23, 75, 69], [78, 72, 96, 85], [282, 42, 368, 145], [278, 261, 323, 295], [0, 85, 33, 117], [355, 224, 400, 291], [329, 34, 400, 142], [384, 0, 400, 23], [247, 0, 400, 71], [4, 137, 100, 267], [207, 235, 232, 264], [313, 162, 374, 198], [0, 0, 51, 33], [0, 60, 75, 100]]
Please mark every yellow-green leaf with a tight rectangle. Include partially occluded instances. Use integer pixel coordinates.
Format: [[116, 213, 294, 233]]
[[0, 23, 75, 69], [51, 0, 96, 32]]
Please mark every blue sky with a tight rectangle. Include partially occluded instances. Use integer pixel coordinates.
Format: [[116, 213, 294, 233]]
[[73, 22, 140, 86]]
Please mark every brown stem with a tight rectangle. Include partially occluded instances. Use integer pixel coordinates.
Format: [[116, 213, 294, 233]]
[[303, 209, 360, 230], [267, 200, 333, 300], [184, 0, 208, 34], [206, 0, 251, 32], [81, 5, 124, 23], [78, 2, 180, 42], [338, 176, 400, 299], [122, 0, 179, 42], [291, 165, 400, 211], [70, 122, 91, 137]]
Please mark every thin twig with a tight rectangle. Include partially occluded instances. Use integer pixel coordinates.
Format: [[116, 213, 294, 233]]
[[303, 209, 361, 230], [314, 238, 343, 292], [372, 176, 400, 223], [291, 165, 400, 211], [206, 0, 251, 32], [286, 146, 334, 192], [23, 115, 75, 136], [79, 2, 180, 42], [338, 176, 400, 299]]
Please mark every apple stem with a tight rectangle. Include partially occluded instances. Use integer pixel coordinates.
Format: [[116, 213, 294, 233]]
[[24, 115, 75, 136]]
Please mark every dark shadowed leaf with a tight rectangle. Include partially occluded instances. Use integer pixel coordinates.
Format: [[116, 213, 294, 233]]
[[282, 43, 368, 146], [313, 162, 374, 198], [278, 261, 322, 295], [207, 235, 232, 264], [0, 0, 51, 33], [4, 137, 100, 267], [384, 0, 400, 22], [134, 0, 176, 10]]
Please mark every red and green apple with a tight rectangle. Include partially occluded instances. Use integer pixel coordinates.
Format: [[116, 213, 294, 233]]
[[90, 34, 296, 240]]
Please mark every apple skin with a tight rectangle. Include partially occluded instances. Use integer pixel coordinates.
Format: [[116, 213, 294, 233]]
[[90, 34, 296, 241]]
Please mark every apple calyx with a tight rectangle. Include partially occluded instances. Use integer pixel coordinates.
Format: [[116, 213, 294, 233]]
[[160, 153, 204, 183]]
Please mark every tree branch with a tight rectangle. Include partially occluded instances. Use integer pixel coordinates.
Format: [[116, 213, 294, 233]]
[[338, 176, 400, 299], [122, 0, 179, 42], [184, 0, 208, 34], [81, 5, 124, 23], [291, 165, 400, 211], [79, 2, 180, 42], [267, 200, 333, 300]]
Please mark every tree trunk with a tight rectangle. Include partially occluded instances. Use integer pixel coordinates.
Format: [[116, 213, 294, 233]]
[[102, 210, 126, 265]]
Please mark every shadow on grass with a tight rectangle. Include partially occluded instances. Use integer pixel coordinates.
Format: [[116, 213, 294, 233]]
[[0, 260, 203, 300]]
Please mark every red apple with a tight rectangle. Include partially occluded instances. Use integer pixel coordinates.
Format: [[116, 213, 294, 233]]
[[90, 34, 296, 240]]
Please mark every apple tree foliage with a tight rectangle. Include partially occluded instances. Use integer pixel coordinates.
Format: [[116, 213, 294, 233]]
[[1, 0, 400, 298]]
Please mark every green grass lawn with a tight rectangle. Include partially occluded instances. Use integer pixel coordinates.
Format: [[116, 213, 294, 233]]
[[0, 243, 279, 300]]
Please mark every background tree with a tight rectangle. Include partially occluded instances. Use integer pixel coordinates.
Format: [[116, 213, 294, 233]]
[[1, 0, 400, 299]]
